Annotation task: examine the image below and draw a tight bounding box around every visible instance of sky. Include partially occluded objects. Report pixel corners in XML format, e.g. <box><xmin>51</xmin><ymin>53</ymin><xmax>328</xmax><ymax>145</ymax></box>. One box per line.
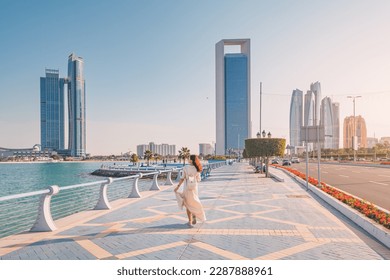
<box><xmin>0</xmin><ymin>0</ymin><xmax>389</xmax><ymax>156</ymax></box>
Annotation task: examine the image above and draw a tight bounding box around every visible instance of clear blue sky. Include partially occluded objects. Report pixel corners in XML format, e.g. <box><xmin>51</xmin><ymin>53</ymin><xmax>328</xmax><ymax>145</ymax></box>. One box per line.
<box><xmin>1</xmin><ymin>0</ymin><xmax>389</xmax><ymax>155</ymax></box>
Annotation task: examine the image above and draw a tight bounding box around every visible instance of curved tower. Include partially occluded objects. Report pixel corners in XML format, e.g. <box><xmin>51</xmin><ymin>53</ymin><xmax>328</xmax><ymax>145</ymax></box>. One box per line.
<box><xmin>67</xmin><ymin>53</ymin><xmax>86</xmax><ymax>157</ymax></box>
<box><xmin>289</xmin><ymin>89</ymin><xmax>303</xmax><ymax>147</ymax></box>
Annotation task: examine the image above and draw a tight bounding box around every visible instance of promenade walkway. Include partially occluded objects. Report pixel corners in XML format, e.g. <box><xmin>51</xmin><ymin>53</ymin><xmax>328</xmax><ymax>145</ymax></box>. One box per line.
<box><xmin>0</xmin><ymin>163</ymin><xmax>388</xmax><ymax>260</ymax></box>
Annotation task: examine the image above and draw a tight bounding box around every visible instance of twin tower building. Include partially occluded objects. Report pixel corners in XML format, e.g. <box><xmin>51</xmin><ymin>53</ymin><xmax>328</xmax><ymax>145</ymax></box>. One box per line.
<box><xmin>40</xmin><ymin>53</ymin><xmax>86</xmax><ymax>157</ymax></box>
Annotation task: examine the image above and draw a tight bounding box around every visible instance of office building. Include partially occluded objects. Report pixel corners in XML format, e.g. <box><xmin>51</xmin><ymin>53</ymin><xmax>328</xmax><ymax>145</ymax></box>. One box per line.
<box><xmin>199</xmin><ymin>143</ymin><xmax>214</xmax><ymax>156</ymax></box>
<box><xmin>40</xmin><ymin>69</ymin><xmax>65</xmax><ymax>150</ymax></box>
<box><xmin>367</xmin><ymin>137</ymin><xmax>378</xmax><ymax>149</ymax></box>
<box><xmin>216</xmin><ymin>39</ymin><xmax>251</xmax><ymax>155</ymax></box>
<box><xmin>67</xmin><ymin>53</ymin><xmax>86</xmax><ymax>157</ymax></box>
<box><xmin>332</xmin><ymin>102</ymin><xmax>340</xmax><ymax>149</ymax></box>
<box><xmin>289</xmin><ymin>89</ymin><xmax>303</xmax><ymax>147</ymax></box>
<box><xmin>137</xmin><ymin>142</ymin><xmax>176</xmax><ymax>158</ymax></box>
<box><xmin>320</xmin><ymin>97</ymin><xmax>334</xmax><ymax>149</ymax></box>
<box><xmin>310</xmin><ymin>81</ymin><xmax>322</xmax><ymax>125</ymax></box>
<box><xmin>343</xmin><ymin>115</ymin><xmax>367</xmax><ymax>149</ymax></box>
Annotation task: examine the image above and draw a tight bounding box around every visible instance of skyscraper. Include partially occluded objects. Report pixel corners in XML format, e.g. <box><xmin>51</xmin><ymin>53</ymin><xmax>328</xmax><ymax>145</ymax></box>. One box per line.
<box><xmin>67</xmin><ymin>53</ymin><xmax>86</xmax><ymax>157</ymax></box>
<box><xmin>343</xmin><ymin>116</ymin><xmax>367</xmax><ymax>149</ymax></box>
<box><xmin>216</xmin><ymin>39</ymin><xmax>251</xmax><ymax>155</ymax></box>
<box><xmin>310</xmin><ymin>81</ymin><xmax>322</xmax><ymax>126</ymax></box>
<box><xmin>332</xmin><ymin>102</ymin><xmax>340</xmax><ymax>149</ymax></box>
<box><xmin>320</xmin><ymin>97</ymin><xmax>334</xmax><ymax>149</ymax></box>
<box><xmin>289</xmin><ymin>89</ymin><xmax>303</xmax><ymax>147</ymax></box>
<box><xmin>40</xmin><ymin>69</ymin><xmax>65</xmax><ymax>150</ymax></box>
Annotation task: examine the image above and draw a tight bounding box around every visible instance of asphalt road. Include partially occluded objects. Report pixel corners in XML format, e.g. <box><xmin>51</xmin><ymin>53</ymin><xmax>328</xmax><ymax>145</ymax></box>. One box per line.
<box><xmin>287</xmin><ymin>162</ymin><xmax>390</xmax><ymax>212</ymax></box>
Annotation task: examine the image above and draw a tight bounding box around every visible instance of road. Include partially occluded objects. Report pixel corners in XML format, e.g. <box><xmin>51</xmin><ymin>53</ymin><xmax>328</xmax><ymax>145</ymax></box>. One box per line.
<box><xmin>287</xmin><ymin>162</ymin><xmax>390</xmax><ymax>212</ymax></box>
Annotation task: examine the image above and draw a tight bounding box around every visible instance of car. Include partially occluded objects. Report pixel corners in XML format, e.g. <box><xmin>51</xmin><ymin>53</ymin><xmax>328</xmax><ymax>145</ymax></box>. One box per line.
<box><xmin>282</xmin><ymin>159</ymin><xmax>291</xmax><ymax>166</ymax></box>
<box><xmin>291</xmin><ymin>157</ymin><xmax>300</xmax><ymax>163</ymax></box>
<box><xmin>271</xmin><ymin>159</ymin><xmax>279</xmax><ymax>164</ymax></box>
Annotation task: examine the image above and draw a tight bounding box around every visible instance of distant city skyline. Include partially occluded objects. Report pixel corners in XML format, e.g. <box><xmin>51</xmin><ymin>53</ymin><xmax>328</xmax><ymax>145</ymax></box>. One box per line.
<box><xmin>1</xmin><ymin>1</ymin><xmax>390</xmax><ymax>155</ymax></box>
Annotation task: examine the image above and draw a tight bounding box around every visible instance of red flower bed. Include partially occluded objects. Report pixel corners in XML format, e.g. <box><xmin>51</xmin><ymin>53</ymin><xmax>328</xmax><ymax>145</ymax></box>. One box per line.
<box><xmin>274</xmin><ymin>165</ymin><xmax>390</xmax><ymax>230</ymax></box>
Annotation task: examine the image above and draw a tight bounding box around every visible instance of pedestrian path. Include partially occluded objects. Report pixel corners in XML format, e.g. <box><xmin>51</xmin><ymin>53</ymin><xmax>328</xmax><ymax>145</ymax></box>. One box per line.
<box><xmin>0</xmin><ymin>163</ymin><xmax>386</xmax><ymax>260</ymax></box>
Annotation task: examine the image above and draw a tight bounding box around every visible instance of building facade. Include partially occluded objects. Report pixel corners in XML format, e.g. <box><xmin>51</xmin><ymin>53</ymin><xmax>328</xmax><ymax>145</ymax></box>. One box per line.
<box><xmin>40</xmin><ymin>69</ymin><xmax>65</xmax><ymax>151</ymax></box>
<box><xmin>199</xmin><ymin>143</ymin><xmax>214</xmax><ymax>156</ymax></box>
<box><xmin>137</xmin><ymin>142</ymin><xmax>176</xmax><ymax>158</ymax></box>
<box><xmin>320</xmin><ymin>97</ymin><xmax>334</xmax><ymax>149</ymax></box>
<box><xmin>310</xmin><ymin>81</ymin><xmax>322</xmax><ymax>126</ymax></box>
<box><xmin>332</xmin><ymin>102</ymin><xmax>340</xmax><ymax>149</ymax></box>
<box><xmin>67</xmin><ymin>53</ymin><xmax>86</xmax><ymax>157</ymax></box>
<box><xmin>367</xmin><ymin>137</ymin><xmax>378</xmax><ymax>149</ymax></box>
<box><xmin>216</xmin><ymin>39</ymin><xmax>251</xmax><ymax>155</ymax></box>
<box><xmin>343</xmin><ymin>115</ymin><xmax>367</xmax><ymax>149</ymax></box>
<box><xmin>289</xmin><ymin>89</ymin><xmax>303</xmax><ymax>147</ymax></box>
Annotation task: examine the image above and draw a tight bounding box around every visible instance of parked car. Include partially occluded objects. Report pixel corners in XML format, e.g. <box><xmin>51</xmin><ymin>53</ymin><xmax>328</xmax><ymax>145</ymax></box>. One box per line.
<box><xmin>254</xmin><ymin>165</ymin><xmax>267</xmax><ymax>173</ymax></box>
<box><xmin>282</xmin><ymin>159</ymin><xmax>291</xmax><ymax>166</ymax></box>
<box><xmin>271</xmin><ymin>159</ymin><xmax>279</xmax><ymax>164</ymax></box>
<box><xmin>291</xmin><ymin>157</ymin><xmax>300</xmax><ymax>163</ymax></box>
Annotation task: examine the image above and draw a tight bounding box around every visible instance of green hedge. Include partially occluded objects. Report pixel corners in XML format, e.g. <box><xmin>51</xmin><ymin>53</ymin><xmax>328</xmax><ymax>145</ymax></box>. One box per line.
<box><xmin>244</xmin><ymin>138</ymin><xmax>286</xmax><ymax>158</ymax></box>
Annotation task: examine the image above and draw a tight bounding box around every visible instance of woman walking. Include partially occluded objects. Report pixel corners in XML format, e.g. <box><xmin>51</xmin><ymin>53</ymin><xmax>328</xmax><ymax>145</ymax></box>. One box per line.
<box><xmin>174</xmin><ymin>154</ymin><xmax>206</xmax><ymax>227</ymax></box>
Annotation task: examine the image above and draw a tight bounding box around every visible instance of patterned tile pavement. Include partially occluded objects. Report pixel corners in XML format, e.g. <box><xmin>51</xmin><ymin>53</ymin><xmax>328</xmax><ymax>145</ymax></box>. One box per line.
<box><xmin>0</xmin><ymin>162</ymin><xmax>388</xmax><ymax>260</ymax></box>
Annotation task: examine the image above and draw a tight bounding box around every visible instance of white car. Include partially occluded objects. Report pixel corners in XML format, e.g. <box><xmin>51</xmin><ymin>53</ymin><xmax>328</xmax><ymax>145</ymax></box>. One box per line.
<box><xmin>291</xmin><ymin>157</ymin><xmax>300</xmax><ymax>163</ymax></box>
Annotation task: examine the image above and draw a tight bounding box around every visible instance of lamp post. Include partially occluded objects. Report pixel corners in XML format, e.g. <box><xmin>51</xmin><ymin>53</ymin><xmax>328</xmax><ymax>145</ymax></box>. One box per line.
<box><xmin>262</xmin><ymin>130</ymin><xmax>266</xmax><ymax>138</ymax></box>
<box><xmin>347</xmin><ymin>95</ymin><xmax>362</xmax><ymax>162</ymax></box>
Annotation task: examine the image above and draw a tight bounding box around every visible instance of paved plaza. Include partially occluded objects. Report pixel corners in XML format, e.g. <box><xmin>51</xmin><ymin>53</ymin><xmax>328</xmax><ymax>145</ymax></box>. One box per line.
<box><xmin>0</xmin><ymin>163</ymin><xmax>388</xmax><ymax>260</ymax></box>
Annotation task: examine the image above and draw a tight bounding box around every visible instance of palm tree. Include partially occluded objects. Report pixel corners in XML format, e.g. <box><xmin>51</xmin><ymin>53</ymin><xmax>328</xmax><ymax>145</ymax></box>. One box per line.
<box><xmin>130</xmin><ymin>153</ymin><xmax>139</xmax><ymax>165</ymax></box>
<box><xmin>143</xmin><ymin>150</ymin><xmax>153</xmax><ymax>166</ymax></box>
<box><xmin>178</xmin><ymin>147</ymin><xmax>190</xmax><ymax>165</ymax></box>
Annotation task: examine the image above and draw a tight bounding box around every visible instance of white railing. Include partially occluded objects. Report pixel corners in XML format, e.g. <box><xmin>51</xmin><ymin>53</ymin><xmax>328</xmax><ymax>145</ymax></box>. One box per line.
<box><xmin>0</xmin><ymin>161</ymin><xmax>226</xmax><ymax>238</ymax></box>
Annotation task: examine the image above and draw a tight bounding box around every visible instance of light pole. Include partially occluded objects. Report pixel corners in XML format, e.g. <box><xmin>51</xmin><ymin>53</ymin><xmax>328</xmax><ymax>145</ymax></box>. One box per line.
<box><xmin>260</xmin><ymin>82</ymin><xmax>262</xmax><ymax>137</ymax></box>
<box><xmin>347</xmin><ymin>95</ymin><xmax>362</xmax><ymax>162</ymax></box>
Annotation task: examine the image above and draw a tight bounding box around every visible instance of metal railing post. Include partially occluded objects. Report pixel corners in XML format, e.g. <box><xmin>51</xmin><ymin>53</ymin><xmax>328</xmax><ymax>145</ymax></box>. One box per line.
<box><xmin>30</xmin><ymin>185</ymin><xmax>60</xmax><ymax>232</ymax></box>
<box><xmin>129</xmin><ymin>173</ymin><xmax>143</xmax><ymax>198</ymax></box>
<box><xmin>164</xmin><ymin>170</ymin><xmax>174</xmax><ymax>186</ymax></box>
<box><xmin>94</xmin><ymin>177</ymin><xmax>113</xmax><ymax>210</ymax></box>
<box><xmin>176</xmin><ymin>170</ymin><xmax>182</xmax><ymax>182</ymax></box>
<box><xmin>150</xmin><ymin>171</ymin><xmax>161</xmax><ymax>191</ymax></box>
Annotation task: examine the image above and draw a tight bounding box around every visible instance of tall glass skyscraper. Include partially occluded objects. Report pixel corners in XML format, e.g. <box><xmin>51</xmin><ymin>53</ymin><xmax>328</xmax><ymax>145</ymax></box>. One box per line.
<box><xmin>332</xmin><ymin>102</ymin><xmax>340</xmax><ymax>149</ymax></box>
<box><xmin>320</xmin><ymin>97</ymin><xmax>334</xmax><ymax>149</ymax></box>
<box><xmin>289</xmin><ymin>89</ymin><xmax>303</xmax><ymax>147</ymax></box>
<box><xmin>67</xmin><ymin>53</ymin><xmax>86</xmax><ymax>157</ymax></box>
<box><xmin>40</xmin><ymin>69</ymin><xmax>65</xmax><ymax>150</ymax></box>
<box><xmin>216</xmin><ymin>39</ymin><xmax>251</xmax><ymax>155</ymax></box>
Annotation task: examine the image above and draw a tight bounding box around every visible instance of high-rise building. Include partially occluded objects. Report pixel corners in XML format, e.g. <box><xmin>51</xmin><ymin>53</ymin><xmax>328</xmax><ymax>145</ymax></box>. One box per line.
<box><xmin>289</xmin><ymin>89</ymin><xmax>303</xmax><ymax>147</ymax></box>
<box><xmin>310</xmin><ymin>81</ymin><xmax>322</xmax><ymax>126</ymax></box>
<box><xmin>343</xmin><ymin>115</ymin><xmax>367</xmax><ymax>149</ymax></box>
<box><xmin>40</xmin><ymin>69</ymin><xmax>65</xmax><ymax>150</ymax></box>
<box><xmin>199</xmin><ymin>143</ymin><xmax>214</xmax><ymax>156</ymax></box>
<box><xmin>67</xmin><ymin>53</ymin><xmax>86</xmax><ymax>157</ymax></box>
<box><xmin>137</xmin><ymin>142</ymin><xmax>176</xmax><ymax>157</ymax></box>
<box><xmin>320</xmin><ymin>97</ymin><xmax>334</xmax><ymax>149</ymax></box>
<box><xmin>367</xmin><ymin>137</ymin><xmax>378</xmax><ymax>149</ymax></box>
<box><xmin>216</xmin><ymin>39</ymin><xmax>251</xmax><ymax>155</ymax></box>
<box><xmin>332</xmin><ymin>102</ymin><xmax>340</xmax><ymax>149</ymax></box>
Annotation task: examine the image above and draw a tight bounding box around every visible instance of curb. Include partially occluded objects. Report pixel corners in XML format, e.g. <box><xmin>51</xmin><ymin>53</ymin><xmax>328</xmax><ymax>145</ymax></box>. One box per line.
<box><xmin>275</xmin><ymin>167</ymin><xmax>390</xmax><ymax>249</ymax></box>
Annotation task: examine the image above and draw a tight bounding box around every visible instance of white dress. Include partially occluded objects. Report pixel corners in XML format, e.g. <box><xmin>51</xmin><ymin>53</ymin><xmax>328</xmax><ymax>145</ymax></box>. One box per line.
<box><xmin>175</xmin><ymin>165</ymin><xmax>206</xmax><ymax>222</ymax></box>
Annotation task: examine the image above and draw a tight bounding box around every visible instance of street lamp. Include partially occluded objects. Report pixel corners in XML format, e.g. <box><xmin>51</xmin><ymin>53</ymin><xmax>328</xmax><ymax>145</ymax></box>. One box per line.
<box><xmin>257</xmin><ymin>132</ymin><xmax>261</xmax><ymax>138</ymax></box>
<box><xmin>267</xmin><ymin>132</ymin><xmax>272</xmax><ymax>138</ymax></box>
<box><xmin>347</xmin><ymin>95</ymin><xmax>362</xmax><ymax>162</ymax></box>
<box><xmin>262</xmin><ymin>130</ymin><xmax>266</xmax><ymax>138</ymax></box>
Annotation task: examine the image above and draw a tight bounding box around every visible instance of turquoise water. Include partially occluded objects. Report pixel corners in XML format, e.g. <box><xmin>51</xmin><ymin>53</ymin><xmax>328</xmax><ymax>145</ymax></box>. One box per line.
<box><xmin>0</xmin><ymin>162</ymin><xmax>106</xmax><ymax>197</ymax></box>
<box><xmin>0</xmin><ymin>161</ymin><xmax>161</xmax><ymax>238</ymax></box>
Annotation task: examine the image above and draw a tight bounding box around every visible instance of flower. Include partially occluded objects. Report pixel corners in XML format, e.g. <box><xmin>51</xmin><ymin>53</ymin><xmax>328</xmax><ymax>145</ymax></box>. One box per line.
<box><xmin>278</xmin><ymin>165</ymin><xmax>390</xmax><ymax>230</ymax></box>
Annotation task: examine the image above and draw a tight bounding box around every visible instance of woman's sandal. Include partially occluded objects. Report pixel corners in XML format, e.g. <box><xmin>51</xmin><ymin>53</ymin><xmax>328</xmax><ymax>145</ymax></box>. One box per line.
<box><xmin>192</xmin><ymin>215</ymin><xmax>197</xmax><ymax>225</ymax></box>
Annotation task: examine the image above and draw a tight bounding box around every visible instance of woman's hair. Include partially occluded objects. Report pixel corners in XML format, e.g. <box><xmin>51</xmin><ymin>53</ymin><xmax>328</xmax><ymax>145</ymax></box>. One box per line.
<box><xmin>190</xmin><ymin>154</ymin><xmax>203</xmax><ymax>172</ymax></box>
